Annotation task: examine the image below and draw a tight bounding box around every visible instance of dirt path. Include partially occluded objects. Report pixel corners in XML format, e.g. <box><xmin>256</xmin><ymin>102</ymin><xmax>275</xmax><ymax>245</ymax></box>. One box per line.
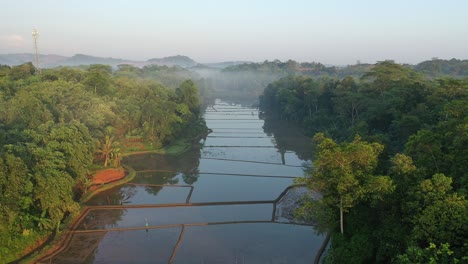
<box><xmin>92</xmin><ymin>168</ymin><xmax>125</xmax><ymax>185</ymax></box>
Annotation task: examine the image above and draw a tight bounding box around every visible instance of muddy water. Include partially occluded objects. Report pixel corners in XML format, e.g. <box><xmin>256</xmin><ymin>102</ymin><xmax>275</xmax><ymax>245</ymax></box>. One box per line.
<box><xmin>42</xmin><ymin>99</ymin><xmax>324</xmax><ymax>263</ymax></box>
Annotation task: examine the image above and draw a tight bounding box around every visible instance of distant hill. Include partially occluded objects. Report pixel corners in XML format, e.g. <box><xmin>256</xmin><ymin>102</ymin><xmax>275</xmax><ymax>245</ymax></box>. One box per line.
<box><xmin>50</xmin><ymin>54</ymin><xmax>127</xmax><ymax>68</ymax></box>
<box><xmin>0</xmin><ymin>53</ymin><xmax>257</xmax><ymax>70</ymax></box>
<box><xmin>146</xmin><ymin>55</ymin><xmax>197</xmax><ymax>68</ymax></box>
<box><xmin>0</xmin><ymin>53</ymin><xmax>68</xmax><ymax>66</ymax></box>
<box><xmin>2</xmin><ymin>54</ymin><xmax>467</xmax><ymax>78</ymax></box>
<box><xmin>0</xmin><ymin>53</ymin><xmax>200</xmax><ymax>69</ymax></box>
<box><xmin>0</xmin><ymin>53</ymin><xmax>130</xmax><ymax>68</ymax></box>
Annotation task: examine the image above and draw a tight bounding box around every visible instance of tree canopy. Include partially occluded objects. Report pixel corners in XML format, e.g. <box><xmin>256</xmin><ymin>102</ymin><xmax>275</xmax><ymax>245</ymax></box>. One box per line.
<box><xmin>0</xmin><ymin>62</ymin><xmax>205</xmax><ymax>262</ymax></box>
<box><xmin>261</xmin><ymin>61</ymin><xmax>468</xmax><ymax>263</ymax></box>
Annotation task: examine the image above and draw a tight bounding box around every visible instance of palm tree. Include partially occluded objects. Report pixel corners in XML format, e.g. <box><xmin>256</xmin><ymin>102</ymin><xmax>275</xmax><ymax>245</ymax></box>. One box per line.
<box><xmin>96</xmin><ymin>135</ymin><xmax>117</xmax><ymax>167</ymax></box>
<box><xmin>111</xmin><ymin>147</ymin><xmax>121</xmax><ymax>168</ymax></box>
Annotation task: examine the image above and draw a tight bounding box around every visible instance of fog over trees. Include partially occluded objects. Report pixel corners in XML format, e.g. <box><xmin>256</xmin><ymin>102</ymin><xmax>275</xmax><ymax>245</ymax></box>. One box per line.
<box><xmin>0</xmin><ymin>57</ymin><xmax>467</xmax><ymax>263</ymax></box>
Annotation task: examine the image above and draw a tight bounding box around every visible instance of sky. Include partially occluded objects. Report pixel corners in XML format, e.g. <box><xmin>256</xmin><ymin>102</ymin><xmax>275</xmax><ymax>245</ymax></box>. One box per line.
<box><xmin>1</xmin><ymin>0</ymin><xmax>467</xmax><ymax>65</ymax></box>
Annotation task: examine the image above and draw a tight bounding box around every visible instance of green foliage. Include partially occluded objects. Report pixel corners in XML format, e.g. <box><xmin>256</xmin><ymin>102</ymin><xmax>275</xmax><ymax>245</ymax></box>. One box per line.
<box><xmin>83</xmin><ymin>64</ymin><xmax>114</xmax><ymax>95</ymax></box>
<box><xmin>177</xmin><ymin>79</ymin><xmax>201</xmax><ymax>114</ymax></box>
<box><xmin>0</xmin><ymin>228</ymin><xmax>48</xmax><ymax>263</ymax></box>
<box><xmin>262</xmin><ymin>62</ymin><xmax>468</xmax><ymax>262</ymax></box>
<box><xmin>96</xmin><ymin>133</ymin><xmax>119</xmax><ymax>167</ymax></box>
<box><xmin>305</xmin><ymin>133</ymin><xmax>393</xmax><ymax>234</ymax></box>
<box><xmin>0</xmin><ymin>63</ymin><xmax>206</xmax><ymax>262</ymax></box>
<box><xmin>413</xmin><ymin>58</ymin><xmax>468</xmax><ymax>78</ymax></box>
<box><xmin>114</xmin><ymin>64</ymin><xmax>143</xmax><ymax>79</ymax></box>
<box><xmin>396</xmin><ymin>243</ymin><xmax>463</xmax><ymax>264</ymax></box>
<box><xmin>9</xmin><ymin>62</ymin><xmax>36</xmax><ymax>81</ymax></box>
<box><xmin>139</xmin><ymin>64</ymin><xmax>201</xmax><ymax>89</ymax></box>
<box><xmin>324</xmin><ymin>232</ymin><xmax>375</xmax><ymax>264</ymax></box>
<box><xmin>199</xmin><ymin>58</ymin><xmax>468</xmax><ymax>102</ymax></box>
<box><xmin>405</xmin><ymin>112</ymin><xmax>468</xmax><ymax>192</ymax></box>
<box><xmin>0</xmin><ymin>153</ymin><xmax>33</xmax><ymax>226</ymax></box>
<box><xmin>408</xmin><ymin>174</ymin><xmax>468</xmax><ymax>256</ymax></box>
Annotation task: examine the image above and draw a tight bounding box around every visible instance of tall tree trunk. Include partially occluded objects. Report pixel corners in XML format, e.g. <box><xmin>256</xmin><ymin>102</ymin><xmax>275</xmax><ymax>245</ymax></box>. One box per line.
<box><xmin>340</xmin><ymin>197</ymin><xmax>344</xmax><ymax>234</ymax></box>
<box><xmin>104</xmin><ymin>153</ymin><xmax>109</xmax><ymax>167</ymax></box>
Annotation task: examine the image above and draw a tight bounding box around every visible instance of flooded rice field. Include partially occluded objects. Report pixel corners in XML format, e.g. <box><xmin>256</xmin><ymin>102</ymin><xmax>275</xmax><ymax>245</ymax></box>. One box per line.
<box><xmin>38</xmin><ymin>99</ymin><xmax>325</xmax><ymax>263</ymax></box>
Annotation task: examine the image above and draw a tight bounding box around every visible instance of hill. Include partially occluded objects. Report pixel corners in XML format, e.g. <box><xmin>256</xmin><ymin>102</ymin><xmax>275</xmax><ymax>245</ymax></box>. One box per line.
<box><xmin>147</xmin><ymin>55</ymin><xmax>197</xmax><ymax>68</ymax></box>
<box><xmin>0</xmin><ymin>53</ymin><xmax>200</xmax><ymax>69</ymax></box>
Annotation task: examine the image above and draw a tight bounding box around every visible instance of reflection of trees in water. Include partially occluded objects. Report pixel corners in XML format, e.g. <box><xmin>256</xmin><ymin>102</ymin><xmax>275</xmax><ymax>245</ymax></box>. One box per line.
<box><xmin>119</xmin><ymin>185</ymin><xmax>137</xmax><ymax>204</ymax></box>
<box><xmin>262</xmin><ymin>118</ymin><xmax>313</xmax><ymax>161</ymax></box>
<box><xmin>182</xmin><ymin>152</ymin><xmax>201</xmax><ymax>184</ymax></box>
<box><xmin>86</xmin><ymin>185</ymin><xmax>137</xmax><ymax>206</ymax></box>
<box><xmin>48</xmin><ymin>232</ymin><xmax>107</xmax><ymax>264</ymax></box>
<box><xmin>122</xmin><ymin>149</ymin><xmax>202</xmax><ymax>173</ymax></box>
<box><xmin>182</xmin><ymin>170</ymin><xmax>200</xmax><ymax>185</ymax></box>
<box><xmin>108</xmin><ymin>148</ymin><xmax>202</xmax><ymax>198</ymax></box>
<box><xmin>78</xmin><ymin>209</ymin><xmax>126</xmax><ymax>230</ymax></box>
<box><xmin>144</xmin><ymin>185</ymin><xmax>164</xmax><ymax>196</ymax></box>
<box><xmin>120</xmin><ymin>147</ymin><xmax>202</xmax><ymax>190</ymax></box>
<box><xmin>133</xmin><ymin>172</ymin><xmax>177</xmax><ymax>185</ymax></box>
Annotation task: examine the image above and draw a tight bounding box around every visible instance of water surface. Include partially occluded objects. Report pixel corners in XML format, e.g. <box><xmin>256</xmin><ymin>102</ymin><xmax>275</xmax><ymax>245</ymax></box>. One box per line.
<box><xmin>42</xmin><ymin>99</ymin><xmax>322</xmax><ymax>263</ymax></box>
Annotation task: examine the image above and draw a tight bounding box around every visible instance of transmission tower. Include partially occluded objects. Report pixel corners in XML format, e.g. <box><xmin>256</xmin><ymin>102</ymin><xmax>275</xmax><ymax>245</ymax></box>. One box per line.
<box><xmin>32</xmin><ymin>28</ymin><xmax>41</xmax><ymax>74</ymax></box>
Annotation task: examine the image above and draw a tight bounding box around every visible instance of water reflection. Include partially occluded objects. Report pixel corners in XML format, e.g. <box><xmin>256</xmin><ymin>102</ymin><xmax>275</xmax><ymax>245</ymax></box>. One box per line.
<box><xmin>50</xmin><ymin>228</ymin><xmax>182</xmax><ymax>264</ymax></box>
<box><xmin>182</xmin><ymin>170</ymin><xmax>199</xmax><ymax>185</ymax></box>
<box><xmin>173</xmin><ymin>223</ymin><xmax>324</xmax><ymax>264</ymax></box>
<box><xmin>189</xmin><ymin>174</ymin><xmax>294</xmax><ymax>203</ymax></box>
<box><xmin>86</xmin><ymin>184</ymin><xmax>192</xmax><ymax>206</ymax></box>
<box><xmin>40</xmin><ymin>99</ymin><xmax>322</xmax><ymax>263</ymax></box>
<box><xmin>262</xmin><ymin>118</ymin><xmax>314</xmax><ymax>162</ymax></box>
<box><xmin>122</xmin><ymin>149</ymin><xmax>201</xmax><ymax>173</ymax></box>
<box><xmin>76</xmin><ymin>204</ymin><xmax>274</xmax><ymax>231</ymax></box>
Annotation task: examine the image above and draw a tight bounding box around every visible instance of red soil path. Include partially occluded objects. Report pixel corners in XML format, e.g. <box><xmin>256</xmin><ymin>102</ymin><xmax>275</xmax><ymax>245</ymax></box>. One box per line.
<box><xmin>92</xmin><ymin>168</ymin><xmax>125</xmax><ymax>185</ymax></box>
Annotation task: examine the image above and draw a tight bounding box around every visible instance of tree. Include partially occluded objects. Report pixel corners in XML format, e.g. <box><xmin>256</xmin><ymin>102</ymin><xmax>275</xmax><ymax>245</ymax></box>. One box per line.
<box><xmin>409</xmin><ymin>174</ymin><xmax>467</xmax><ymax>256</ymax></box>
<box><xmin>110</xmin><ymin>147</ymin><xmax>122</xmax><ymax>168</ymax></box>
<box><xmin>13</xmin><ymin>139</ymin><xmax>80</xmax><ymax>232</ymax></box>
<box><xmin>396</xmin><ymin>243</ymin><xmax>463</xmax><ymax>264</ymax></box>
<box><xmin>176</xmin><ymin>80</ymin><xmax>200</xmax><ymax>115</ymax></box>
<box><xmin>361</xmin><ymin>61</ymin><xmax>423</xmax><ymax>95</ymax></box>
<box><xmin>0</xmin><ymin>59</ymin><xmax>209</xmax><ymax>262</ymax></box>
<box><xmin>96</xmin><ymin>134</ymin><xmax>118</xmax><ymax>167</ymax></box>
<box><xmin>114</xmin><ymin>64</ymin><xmax>142</xmax><ymax>79</ymax></box>
<box><xmin>4</xmin><ymin>89</ymin><xmax>54</xmax><ymax>129</ymax></box>
<box><xmin>9</xmin><ymin>62</ymin><xmax>36</xmax><ymax>81</ymax></box>
<box><xmin>304</xmin><ymin>133</ymin><xmax>394</xmax><ymax>234</ymax></box>
<box><xmin>0</xmin><ymin>153</ymin><xmax>33</xmax><ymax>226</ymax></box>
<box><xmin>333</xmin><ymin>76</ymin><xmax>361</xmax><ymax>128</ymax></box>
<box><xmin>83</xmin><ymin>64</ymin><xmax>114</xmax><ymax>96</ymax></box>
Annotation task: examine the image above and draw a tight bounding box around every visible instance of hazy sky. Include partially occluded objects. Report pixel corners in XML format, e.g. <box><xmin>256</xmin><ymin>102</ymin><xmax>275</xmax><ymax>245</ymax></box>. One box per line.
<box><xmin>1</xmin><ymin>0</ymin><xmax>467</xmax><ymax>64</ymax></box>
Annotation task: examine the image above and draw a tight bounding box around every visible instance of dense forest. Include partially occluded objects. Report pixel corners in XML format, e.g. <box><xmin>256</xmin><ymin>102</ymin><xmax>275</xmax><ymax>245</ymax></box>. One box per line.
<box><xmin>0</xmin><ymin>63</ymin><xmax>206</xmax><ymax>262</ymax></box>
<box><xmin>199</xmin><ymin>58</ymin><xmax>468</xmax><ymax>102</ymax></box>
<box><xmin>259</xmin><ymin>61</ymin><xmax>467</xmax><ymax>263</ymax></box>
<box><xmin>0</xmin><ymin>58</ymin><xmax>466</xmax><ymax>263</ymax></box>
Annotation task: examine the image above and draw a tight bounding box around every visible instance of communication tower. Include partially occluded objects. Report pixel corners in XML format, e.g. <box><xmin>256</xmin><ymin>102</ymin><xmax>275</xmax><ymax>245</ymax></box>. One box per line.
<box><xmin>32</xmin><ymin>28</ymin><xmax>41</xmax><ymax>74</ymax></box>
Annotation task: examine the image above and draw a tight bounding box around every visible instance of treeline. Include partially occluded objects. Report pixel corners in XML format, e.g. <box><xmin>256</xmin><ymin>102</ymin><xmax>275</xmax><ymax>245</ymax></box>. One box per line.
<box><xmin>0</xmin><ymin>62</ymin><xmax>205</xmax><ymax>262</ymax></box>
<box><xmin>115</xmin><ymin>64</ymin><xmax>215</xmax><ymax>107</ymax></box>
<box><xmin>201</xmin><ymin>58</ymin><xmax>468</xmax><ymax>102</ymax></box>
<box><xmin>203</xmin><ymin>60</ymin><xmax>334</xmax><ymax>100</ymax></box>
<box><xmin>414</xmin><ymin>58</ymin><xmax>468</xmax><ymax>78</ymax></box>
<box><xmin>259</xmin><ymin>61</ymin><xmax>467</xmax><ymax>263</ymax></box>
